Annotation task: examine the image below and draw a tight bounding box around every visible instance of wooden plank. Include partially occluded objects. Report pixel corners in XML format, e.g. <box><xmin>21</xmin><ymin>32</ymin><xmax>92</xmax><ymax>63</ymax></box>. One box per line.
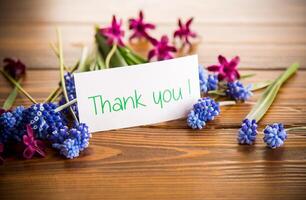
<box><xmin>0</xmin><ymin>24</ymin><xmax>305</xmax><ymax>69</ymax></box>
<box><xmin>0</xmin><ymin>0</ymin><xmax>305</xmax><ymax>24</ymax></box>
<box><xmin>1</xmin><ymin>127</ymin><xmax>306</xmax><ymax>200</ymax></box>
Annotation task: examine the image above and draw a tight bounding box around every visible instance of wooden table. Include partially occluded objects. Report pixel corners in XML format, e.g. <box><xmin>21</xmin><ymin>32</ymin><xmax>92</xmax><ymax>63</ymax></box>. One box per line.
<box><xmin>0</xmin><ymin>0</ymin><xmax>306</xmax><ymax>199</ymax></box>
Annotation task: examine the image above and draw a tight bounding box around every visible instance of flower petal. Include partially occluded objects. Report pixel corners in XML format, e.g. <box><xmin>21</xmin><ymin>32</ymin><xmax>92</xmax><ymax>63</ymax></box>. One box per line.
<box><xmin>207</xmin><ymin>65</ymin><xmax>221</xmax><ymax>72</ymax></box>
<box><xmin>218</xmin><ymin>55</ymin><xmax>228</xmax><ymax>66</ymax></box>
<box><xmin>23</xmin><ymin>147</ymin><xmax>35</xmax><ymax>159</ymax></box>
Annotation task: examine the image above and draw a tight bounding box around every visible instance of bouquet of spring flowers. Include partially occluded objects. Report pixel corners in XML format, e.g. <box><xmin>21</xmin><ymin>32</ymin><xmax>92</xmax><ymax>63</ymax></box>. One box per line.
<box><xmin>0</xmin><ymin>11</ymin><xmax>198</xmax><ymax>163</ymax></box>
<box><xmin>0</xmin><ymin>10</ymin><xmax>304</xmax><ymax>165</ymax></box>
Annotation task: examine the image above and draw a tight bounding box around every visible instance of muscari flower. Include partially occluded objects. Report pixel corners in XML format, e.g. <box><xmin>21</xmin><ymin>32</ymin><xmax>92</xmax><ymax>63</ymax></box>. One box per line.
<box><xmin>226</xmin><ymin>81</ymin><xmax>252</xmax><ymax>102</ymax></box>
<box><xmin>22</xmin><ymin>103</ymin><xmax>66</xmax><ymax>140</ymax></box>
<box><xmin>173</xmin><ymin>18</ymin><xmax>197</xmax><ymax>46</ymax></box>
<box><xmin>263</xmin><ymin>123</ymin><xmax>287</xmax><ymax>148</ymax></box>
<box><xmin>198</xmin><ymin>65</ymin><xmax>218</xmax><ymax>93</ymax></box>
<box><xmin>0</xmin><ymin>111</ymin><xmax>16</xmax><ymax>143</ymax></box>
<box><xmin>148</xmin><ymin>35</ymin><xmax>177</xmax><ymax>61</ymax></box>
<box><xmin>187</xmin><ymin>110</ymin><xmax>205</xmax><ymax>129</ymax></box>
<box><xmin>52</xmin><ymin>123</ymin><xmax>91</xmax><ymax>159</ymax></box>
<box><xmin>59</xmin><ymin>72</ymin><xmax>78</xmax><ymax>117</ymax></box>
<box><xmin>3</xmin><ymin>57</ymin><xmax>26</xmax><ymax>80</ymax></box>
<box><xmin>129</xmin><ymin>10</ymin><xmax>155</xmax><ymax>41</ymax></box>
<box><xmin>208</xmin><ymin>55</ymin><xmax>240</xmax><ymax>82</ymax></box>
<box><xmin>23</xmin><ymin>124</ymin><xmax>46</xmax><ymax>159</ymax></box>
<box><xmin>237</xmin><ymin>119</ymin><xmax>258</xmax><ymax>145</ymax></box>
<box><xmin>187</xmin><ymin>97</ymin><xmax>220</xmax><ymax>129</ymax></box>
<box><xmin>100</xmin><ymin>15</ymin><xmax>125</xmax><ymax>46</ymax></box>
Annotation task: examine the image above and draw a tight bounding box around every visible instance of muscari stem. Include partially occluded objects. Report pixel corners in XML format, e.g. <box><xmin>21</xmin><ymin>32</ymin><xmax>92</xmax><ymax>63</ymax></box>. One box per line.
<box><xmin>219</xmin><ymin>101</ymin><xmax>236</xmax><ymax>106</ymax></box>
<box><xmin>240</xmin><ymin>73</ymin><xmax>256</xmax><ymax>79</ymax></box>
<box><xmin>56</xmin><ymin>27</ymin><xmax>79</xmax><ymax>123</ymax></box>
<box><xmin>105</xmin><ymin>44</ymin><xmax>117</xmax><ymax>68</ymax></box>
<box><xmin>285</xmin><ymin>126</ymin><xmax>306</xmax><ymax>132</ymax></box>
<box><xmin>54</xmin><ymin>98</ymin><xmax>77</xmax><ymax>113</ymax></box>
<box><xmin>0</xmin><ymin>69</ymin><xmax>37</xmax><ymax>104</ymax></box>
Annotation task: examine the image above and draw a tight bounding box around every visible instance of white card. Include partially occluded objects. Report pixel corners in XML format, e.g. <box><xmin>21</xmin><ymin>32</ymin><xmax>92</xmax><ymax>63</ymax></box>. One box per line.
<box><xmin>74</xmin><ymin>55</ymin><xmax>200</xmax><ymax>132</ymax></box>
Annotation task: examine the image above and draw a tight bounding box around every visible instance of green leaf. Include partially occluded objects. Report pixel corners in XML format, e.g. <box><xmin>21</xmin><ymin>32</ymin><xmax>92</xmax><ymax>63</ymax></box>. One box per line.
<box><xmin>240</xmin><ymin>73</ymin><xmax>256</xmax><ymax>79</ymax></box>
<box><xmin>2</xmin><ymin>80</ymin><xmax>21</xmax><ymax>110</ymax></box>
<box><xmin>246</xmin><ymin>63</ymin><xmax>299</xmax><ymax>122</ymax></box>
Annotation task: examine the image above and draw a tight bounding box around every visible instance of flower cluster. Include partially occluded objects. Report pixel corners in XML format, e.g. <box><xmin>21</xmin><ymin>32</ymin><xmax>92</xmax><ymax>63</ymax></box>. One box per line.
<box><xmin>187</xmin><ymin>97</ymin><xmax>220</xmax><ymax>129</ymax></box>
<box><xmin>226</xmin><ymin>81</ymin><xmax>252</xmax><ymax>102</ymax></box>
<box><xmin>237</xmin><ymin>119</ymin><xmax>258</xmax><ymax>145</ymax></box>
<box><xmin>52</xmin><ymin>123</ymin><xmax>91</xmax><ymax>159</ymax></box>
<box><xmin>99</xmin><ymin>11</ymin><xmax>198</xmax><ymax>62</ymax></box>
<box><xmin>0</xmin><ymin>102</ymin><xmax>91</xmax><ymax>160</ymax></box>
<box><xmin>148</xmin><ymin>36</ymin><xmax>177</xmax><ymax>61</ymax></box>
<box><xmin>100</xmin><ymin>15</ymin><xmax>125</xmax><ymax>47</ymax></box>
<box><xmin>263</xmin><ymin>123</ymin><xmax>287</xmax><ymax>148</ymax></box>
<box><xmin>59</xmin><ymin>72</ymin><xmax>78</xmax><ymax>117</ymax></box>
<box><xmin>129</xmin><ymin>10</ymin><xmax>155</xmax><ymax>42</ymax></box>
<box><xmin>3</xmin><ymin>57</ymin><xmax>26</xmax><ymax>79</ymax></box>
<box><xmin>174</xmin><ymin>18</ymin><xmax>197</xmax><ymax>46</ymax></box>
<box><xmin>198</xmin><ymin>65</ymin><xmax>218</xmax><ymax>93</ymax></box>
<box><xmin>208</xmin><ymin>55</ymin><xmax>240</xmax><ymax>82</ymax></box>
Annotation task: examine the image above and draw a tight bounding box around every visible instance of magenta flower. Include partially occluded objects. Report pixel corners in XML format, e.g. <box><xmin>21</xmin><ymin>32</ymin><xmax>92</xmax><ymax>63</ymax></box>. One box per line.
<box><xmin>207</xmin><ymin>55</ymin><xmax>240</xmax><ymax>82</ymax></box>
<box><xmin>173</xmin><ymin>18</ymin><xmax>197</xmax><ymax>46</ymax></box>
<box><xmin>3</xmin><ymin>58</ymin><xmax>26</xmax><ymax>80</ymax></box>
<box><xmin>0</xmin><ymin>108</ymin><xmax>7</xmax><ymax>115</ymax></box>
<box><xmin>23</xmin><ymin>124</ymin><xmax>46</xmax><ymax>159</ymax></box>
<box><xmin>0</xmin><ymin>143</ymin><xmax>4</xmax><ymax>164</ymax></box>
<box><xmin>100</xmin><ymin>15</ymin><xmax>125</xmax><ymax>46</ymax></box>
<box><xmin>148</xmin><ymin>35</ymin><xmax>177</xmax><ymax>61</ymax></box>
<box><xmin>129</xmin><ymin>10</ymin><xmax>156</xmax><ymax>41</ymax></box>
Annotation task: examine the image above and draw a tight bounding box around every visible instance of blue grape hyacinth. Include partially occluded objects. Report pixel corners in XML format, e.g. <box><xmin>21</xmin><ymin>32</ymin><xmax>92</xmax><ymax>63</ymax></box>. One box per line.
<box><xmin>59</xmin><ymin>72</ymin><xmax>78</xmax><ymax>117</ymax></box>
<box><xmin>199</xmin><ymin>65</ymin><xmax>218</xmax><ymax>93</ymax></box>
<box><xmin>187</xmin><ymin>110</ymin><xmax>206</xmax><ymax>129</ymax></box>
<box><xmin>21</xmin><ymin>103</ymin><xmax>66</xmax><ymax>140</ymax></box>
<box><xmin>187</xmin><ymin>97</ymin><xmax>220</xmax><ymax>129</ymax></box>
<box><xmin>226</xmin><ymin>81</ymin><xmax>252</xmax><ymax>102</ymax></box>
<box><xmin>52</xmin><ymin>123</ymin><xmax>91</xmax><ymax>159</ymax></box>
<box><xmin>237</xmin><ymin>119</ymin><xmax>258</xmax><ymax>145</ymax></box>
<box><xmin>263</xmin><ymin>123</ymin><xmax>287</xmax><ymax>148</ymax></box>
<box><xmin>0</xmin><ymin>112</ymin><xmax>16</xmax><ymax>143</ymax></box>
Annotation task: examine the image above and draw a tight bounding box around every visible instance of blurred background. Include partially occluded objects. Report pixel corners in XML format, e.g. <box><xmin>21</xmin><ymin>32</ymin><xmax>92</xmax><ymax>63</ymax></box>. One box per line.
<box><xmin>0</xmin><ymin>0</ymin><xmax>305</xmax><ymax>69</ymax></box>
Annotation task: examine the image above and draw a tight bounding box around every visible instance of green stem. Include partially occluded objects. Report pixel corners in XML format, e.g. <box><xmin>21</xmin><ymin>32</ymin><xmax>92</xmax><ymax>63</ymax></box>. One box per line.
<box><xmin>285</xmin><ymin>126</ymin><xmax>306</xmax><ymax>132</ymax></box>
<box><xmin>105</xmin><ymin>44</ymin><xmax>117</xmax><ymax>68</ymax></box>
<box><xmin>240</xmin><ymin>73</ymin><xmax>256</xmax><ymax>79</ymax></box>
<box><xmin>56</xmin><ymin>27</ymin><xmax>79</xmax><ymax>123</ymax></box>
<box><xmin>208</xmin><ymin>90</ymin><xmax>226</xmax><ymax>96</ymax></box>
<box><xmin>251</xmin><ymin>80</ymin><xmax>272</xmax><ymax>91</ymax></box>
<box><xmin>54</xmin><ymin>99</ymin><xmax>77</xmax><ymax>113</ymax></box>
<box><xmin>219</xmin><ymin>101</ymin><xmax>236</xmax><ymax>106</ymax></box>
<box><xmin>0</xmin><ymin>69</ymin><xmax>37</xmax><ymax>104</ymax></box>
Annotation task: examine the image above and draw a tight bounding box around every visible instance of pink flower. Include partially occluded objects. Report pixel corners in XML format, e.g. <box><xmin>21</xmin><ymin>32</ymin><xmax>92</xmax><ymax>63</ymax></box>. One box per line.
<box><xmin>0</xmin><ymin>108</ymin><xmax>7</xmax><ymax>115</ymax></box>
<box><xmin>100</xmin><ymin>15</ymin><xmax>125</xmax><ymax>46</ymax></box>
<box><xmin>173</xmin><ymin>18</ymin><xmax>197</xmax><ymax>46</ymax></box>
<box><xmin>208</xmin><ymin>55</ymin><xmax>240</xmax><ymax>82</ymax></box>
<box><xmin>129</xmin><ymin>10</ymin><xmax>156</xmax><ymax>41</ymax></box>
<box><xmin>0</xmin><ymin>143</ymin><xmax>4</xmax><ymax>164</ymax></box>
<box><xmin>148</xmin><ymin>35</ymin><xmax>177</xmax><ymax>61</ymax></box>
<box><xmin>3</xmin><ymin>57</ymin><xmax>26</xmax><ymax>80</ymax></box>
<box><xmin>23</xmin><ymin>124</ymin><xmax>46</xmax><ymax>159</ymax></box>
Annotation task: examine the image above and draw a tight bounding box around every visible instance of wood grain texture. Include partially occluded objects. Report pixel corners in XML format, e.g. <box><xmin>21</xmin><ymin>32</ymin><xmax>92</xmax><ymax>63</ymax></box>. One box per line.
<box><xmin>0</xmin><ymin>0</ymin><xmax>306</xmax><ymax>200</ymax></box>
